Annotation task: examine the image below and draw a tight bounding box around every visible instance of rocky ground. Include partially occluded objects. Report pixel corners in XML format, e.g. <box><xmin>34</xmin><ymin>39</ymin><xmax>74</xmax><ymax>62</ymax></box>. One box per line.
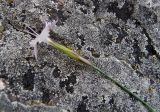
<box><xmin>0</xmin><ymin>0</ymin><xmax>160</xmax><ymax>112</ymax></box>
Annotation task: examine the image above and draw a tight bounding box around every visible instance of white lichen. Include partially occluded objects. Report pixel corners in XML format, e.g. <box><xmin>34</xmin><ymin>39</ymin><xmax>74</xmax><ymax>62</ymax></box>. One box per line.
<box><xmin>0</xmin><ymin>79</ymin><xmax>5</xmax><ymax>90</ymax></box>
<box><xmin>145</xmin><ymin>0</ymin><xmax>160</xmax><ymax>8</ymax></box>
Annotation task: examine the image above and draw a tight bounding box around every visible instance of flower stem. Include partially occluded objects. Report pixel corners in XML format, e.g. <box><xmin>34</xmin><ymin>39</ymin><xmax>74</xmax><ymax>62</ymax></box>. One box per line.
<box><xmin>47</xmin><ymin>38</ymin><xmax>156</xmax><ymax>112</ymax></box>
<box><xmin>91</xmin><ymin>65</ymin><xmax>156</xmax><ymax>112</ymax></box>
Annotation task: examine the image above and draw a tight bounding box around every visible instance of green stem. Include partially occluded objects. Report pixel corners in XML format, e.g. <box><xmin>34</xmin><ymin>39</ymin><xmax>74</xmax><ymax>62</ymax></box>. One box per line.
<box><xmin>47</xmin><ymin>38</ymin><xmax>156</xmax><ymax>112</ymax></box>
<box><xmin>91</xmin><ymin>65</ymin><xmax>156</xmax><ymax>112</ymax></box>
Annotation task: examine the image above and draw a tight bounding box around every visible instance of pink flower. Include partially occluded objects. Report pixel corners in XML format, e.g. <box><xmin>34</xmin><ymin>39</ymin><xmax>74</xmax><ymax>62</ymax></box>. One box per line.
<box><xmin>29</xmin><ymin>21</ymin><xmax>57</xmax><ymax>60</ymax></box>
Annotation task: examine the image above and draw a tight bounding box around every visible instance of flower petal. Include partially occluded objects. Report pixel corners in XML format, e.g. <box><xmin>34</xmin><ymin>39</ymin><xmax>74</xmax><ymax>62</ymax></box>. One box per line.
<box><xmin>29</xmin><ymin>20</ymin><xmax>57</xmax><ymax>60</ymax></box>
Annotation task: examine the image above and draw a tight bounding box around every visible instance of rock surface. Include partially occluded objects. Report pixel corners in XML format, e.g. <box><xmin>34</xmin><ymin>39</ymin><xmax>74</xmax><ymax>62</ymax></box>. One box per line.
<box><xmin>0</xmin><ymin>0</ymin><xmax>160</xmax><ymax>112</ymax></box>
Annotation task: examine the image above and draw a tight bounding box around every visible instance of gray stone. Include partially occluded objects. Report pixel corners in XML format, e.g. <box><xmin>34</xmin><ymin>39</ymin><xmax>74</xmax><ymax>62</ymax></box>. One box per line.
<box><xmin>0</xmin><ymin>0</ymin><xmax>160</xmax><ymax>112</ymax></box>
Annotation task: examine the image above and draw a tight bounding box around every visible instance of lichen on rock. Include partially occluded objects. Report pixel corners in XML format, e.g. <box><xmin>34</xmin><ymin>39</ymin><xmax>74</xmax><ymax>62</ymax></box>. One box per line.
<box><xmin>0</xmin><ymin>0</ymin><xmax>160</xmax><ymax>112</ymax></box>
